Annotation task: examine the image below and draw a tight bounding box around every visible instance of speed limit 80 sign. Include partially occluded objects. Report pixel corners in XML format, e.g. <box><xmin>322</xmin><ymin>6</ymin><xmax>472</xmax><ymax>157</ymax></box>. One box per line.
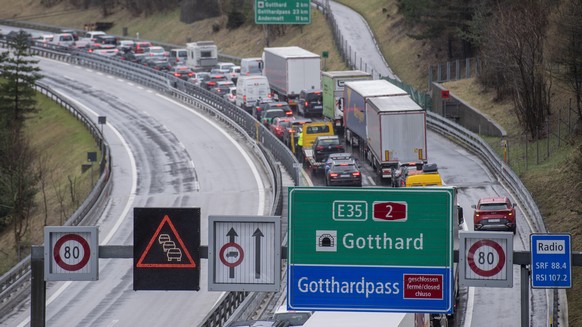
<box><xmin>459</xmin><ymin>231</ymin><xmax>513</xmax><ymax>288</ymax></box>
<box><xmin>44</xmin><ymin>226</ymin><xmax>99</xmax><ymax>281</ymax></box>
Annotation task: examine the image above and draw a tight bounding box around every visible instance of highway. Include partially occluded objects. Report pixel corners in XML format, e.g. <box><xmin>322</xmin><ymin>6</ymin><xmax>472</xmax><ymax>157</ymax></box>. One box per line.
<box><xmin>0</xmin><ymin>56</ymin><xmax>272</xmax><ymax>327</ymax></box>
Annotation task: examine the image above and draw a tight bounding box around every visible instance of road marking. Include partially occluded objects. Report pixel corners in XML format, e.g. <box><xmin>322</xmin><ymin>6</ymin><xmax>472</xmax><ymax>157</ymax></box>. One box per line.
<box><xmin>464</xmin><ymin>286</ymin><xmax>475</xmax><ymax>327</ymax></box>
<box><xmin>158</xmin><ymin>95</ymin><xmax>266</xmax><ymax>216</ymax></box>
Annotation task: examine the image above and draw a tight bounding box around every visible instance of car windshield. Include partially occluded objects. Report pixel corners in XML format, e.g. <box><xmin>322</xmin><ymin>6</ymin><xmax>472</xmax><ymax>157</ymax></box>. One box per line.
<box><xmin>331</xmin><ymin>164</ymin><xmax>357</xmax><ymax>172</ymax></box>
<box><xmin>479</xmin><ymin>203</ymin><xmax>508</xmax><ymax>210</ymax></box>
<box><xmin>318</xmin><ymin>138</ymin><xmax>339</xmax><ymax>146</ymax></box>
<box><xmin>273</xmin><ymin>312</ymin><xmax>311</xmax><ymax>325</ymax></box>
<box><xmin>305</xmin><ymin>92</ymin><xmax>322</xmax><ymax>102</ymax></box>
<box><xmin>265</xmin><ymin>110</ymin><xmax>285</xmax><ymax>118</ymax></box>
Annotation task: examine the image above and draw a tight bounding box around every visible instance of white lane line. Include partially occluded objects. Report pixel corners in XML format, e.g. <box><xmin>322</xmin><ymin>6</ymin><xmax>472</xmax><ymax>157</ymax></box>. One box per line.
<box><xmin>157</xmin><ymin>95</ymin><xmax>266</xmax><ymax>215</ymax></box>
<box><xmin>464</xmin><ymin>286</ymin><xmax>475</xmax><ymax>327</ymax></box>
<box><xmin>16</xmin><ymin>93</ymin><xmax>138</xmax><ymax>327</ymax></box>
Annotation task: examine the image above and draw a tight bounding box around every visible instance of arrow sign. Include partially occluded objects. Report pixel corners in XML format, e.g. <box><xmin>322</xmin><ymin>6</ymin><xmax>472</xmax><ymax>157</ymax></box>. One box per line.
<box><xmin>253</xmin><ymin>228</ymin><xmax>264</xmax><ymax>279</ymax></box>
<box><xmin>227</xmin><ymin>228</ymin><xmax>238</xmax><ymax>278</ymax></box>
<box><xmin>208</xmin><ymin>216</ymin><xmax>281</xmax><ymax>292</ymax></box>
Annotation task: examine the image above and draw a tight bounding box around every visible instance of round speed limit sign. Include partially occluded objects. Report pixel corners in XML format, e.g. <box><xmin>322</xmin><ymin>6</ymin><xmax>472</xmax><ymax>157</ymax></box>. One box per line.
<box><xmin>467</xmin><ymin>239</ymin><xmax>505</xmax><ymax>277</ymax></box>
<box><xmin>53</xmin><ymin>234</ymin><xmax>91</xmax><ymax>271</ymax></box>
<box><xmin>459</xmin><ymin>231</ymin><xmax>513</xmax><ymax>288</ymax></box>
<box><xmin>44</xmin><ymin>226</ymin><xmax>99</xmax><ymax>281</ymax></box>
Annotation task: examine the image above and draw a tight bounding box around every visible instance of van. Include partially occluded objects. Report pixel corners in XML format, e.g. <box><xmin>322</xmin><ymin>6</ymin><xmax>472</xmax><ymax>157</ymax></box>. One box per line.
<box><xmin>299</xmin><ymin>121</ymin><xmax>335</xmax><ymax>148</ymax></box>
<box><xmin>50</xmin><ymin>33</ymin><xmax>75</xmax><ymax>47</ymax></box>
<box><xmin>169</xmin><ymin>48</ymin><xmax>187</xmax><ymax>65</ymax></box>
<box><xmin>240</xmin><ymin>57</ymin><xmax>264</xmax><ymax>76</ymax></box>
<box><xmin>235</xmin><ymin>75</ymin><xmax>271</xmax><ymax>113</ymax></box>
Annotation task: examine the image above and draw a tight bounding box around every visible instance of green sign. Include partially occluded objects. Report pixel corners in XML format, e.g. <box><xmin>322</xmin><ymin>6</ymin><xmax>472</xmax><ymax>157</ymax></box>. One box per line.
<box><xmin>288</xmin><ymin>187</ymin><xmax>455</xmax><ymax>266</ymax></box>
<box><xmin>255</xmin><ymin>0</ymin><xmax>311</xmax><ymax>24</ymax></box>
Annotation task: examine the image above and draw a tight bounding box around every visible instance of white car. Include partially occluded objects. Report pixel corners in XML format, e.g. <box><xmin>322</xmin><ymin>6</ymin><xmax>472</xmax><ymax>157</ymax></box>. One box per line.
<box><xmin>225</xmin><ymin>86</ymin><xmax>237</xmax><ymax>103</ymax></box>
<box><xmin>227</xmin><ymin>65</ymin><xmax>241</xmax><ymax>83</ymax></box>
<box><xmin>213</xmin><ymin>62</ymin><xmax>236</xmax><ymax>74</ymax></box>
<box><xmin>35</xmin><ymin>34</ymin><xmax>53</xmax><ymax>47</ymax></box>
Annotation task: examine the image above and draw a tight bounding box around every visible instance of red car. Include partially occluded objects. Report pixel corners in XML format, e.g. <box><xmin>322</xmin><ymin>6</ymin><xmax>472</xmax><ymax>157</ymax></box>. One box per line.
<box><xmin>270</xmin><ymin>117</ymin><xmax>294</xmax><ymax>139</ymax></box>
<box><xmin>472</xmin><ymin>197</ymin><xmax>516</xmax><ymax>234</ymax></box>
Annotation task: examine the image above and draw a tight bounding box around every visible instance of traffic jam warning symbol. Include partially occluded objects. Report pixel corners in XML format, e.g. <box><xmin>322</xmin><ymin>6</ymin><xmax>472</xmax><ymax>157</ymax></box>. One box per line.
<box><xmin>134</xmin><ymin>207</ymin><xmax>200</xmax><ymax>291</ymax></box>
<box><xmin>136</xmin><ymin>215</ymin><xmax>196</xmax><ymax>268</ymax></box>
<box><xmin>44</xmin><ymin>226</ymin><xmax>99</xmax><ymax>281</ymax></box>
<box><xmin>459</xmin><ymin>231</ymin><xmax>513</xmax><ymax>288</ymax></box>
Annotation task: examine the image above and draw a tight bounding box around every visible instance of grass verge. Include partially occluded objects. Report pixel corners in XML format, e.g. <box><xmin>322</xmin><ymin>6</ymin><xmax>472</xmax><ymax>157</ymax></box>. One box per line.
<box><xmin>0</xmin><ymin>92</ymin><xmax>100</xmax><ymax>274</ymax></box>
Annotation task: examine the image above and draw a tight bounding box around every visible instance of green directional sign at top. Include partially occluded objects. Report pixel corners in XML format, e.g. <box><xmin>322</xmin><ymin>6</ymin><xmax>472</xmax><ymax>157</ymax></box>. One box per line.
<box><xmin>255</xmin><ymin>0</ymin><xmax>311</xmax><ymax>25</ymax></box>
<box><xmin>288</xmin><ymin>187</ymin><xmax>455</xmax><ymax>267</ymax></box>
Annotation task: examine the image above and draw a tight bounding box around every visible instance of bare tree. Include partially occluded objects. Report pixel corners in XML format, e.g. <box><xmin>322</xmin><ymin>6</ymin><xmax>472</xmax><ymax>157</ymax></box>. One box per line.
<box><xmin>480</xmin><ymin>1</ymin><xmax>552</xmax><ymax>139</ymax></box>
<box><xmin>0</xmin><ymin>130</ymin><xmax>38</xmax><ymax>259</ymax></box>
<box><xmin>550</xmin><ymin>0</ymin><xmax>582</xmax><ymax>133</ymax></box>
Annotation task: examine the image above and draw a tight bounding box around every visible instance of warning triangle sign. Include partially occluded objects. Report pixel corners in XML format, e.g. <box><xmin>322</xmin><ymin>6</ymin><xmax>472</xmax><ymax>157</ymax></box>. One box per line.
<box><xmin>136</xmin><ymin>215</ymin><xmax>197</xmax><ymax>268</ymax></box>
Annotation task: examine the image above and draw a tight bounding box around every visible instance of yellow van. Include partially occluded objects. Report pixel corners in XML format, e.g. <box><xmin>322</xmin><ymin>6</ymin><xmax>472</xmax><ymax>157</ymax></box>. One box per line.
<box><xmin>299</xmin><ymin>121</ymin><xmax>334</xmax><ymax>148</ymax></box>
<box><xmin>405</xmin><ymin>172</ymin><xmax>443</xmax><ymax>187</ymax></box>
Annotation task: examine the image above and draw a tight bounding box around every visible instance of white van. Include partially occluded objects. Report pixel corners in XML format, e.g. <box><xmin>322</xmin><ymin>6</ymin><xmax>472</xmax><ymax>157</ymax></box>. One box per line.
<box><xmin>50</xmin><ymin>33</ymin><xmax>75</xmax><ymax>47</ymax></box>
<box><xmin>236</xmin><ymin>75</ymin><xmax>271</xmax><ymax>113</ymax></box>
<box><xmin>240</xmin><ymin>57</ymin><xmax>264</xmax><ymax>76</ymax></box>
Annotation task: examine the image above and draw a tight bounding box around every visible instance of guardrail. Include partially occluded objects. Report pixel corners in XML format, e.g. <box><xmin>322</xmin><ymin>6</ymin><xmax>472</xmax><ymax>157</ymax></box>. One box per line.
<box><xmin>0</xmin><ymin>65</ymin><xmax>113</xmax><ymax>319</ymax></box>
<box><xmin>1</xmin><ymin>30</ymin><xmax>553</xmax><ymax>326</ymax></box>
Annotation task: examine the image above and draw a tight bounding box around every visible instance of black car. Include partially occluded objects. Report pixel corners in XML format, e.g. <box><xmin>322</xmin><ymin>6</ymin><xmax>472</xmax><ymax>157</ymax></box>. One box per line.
<box><xmin>262</xmin><ymin>101</ymin><xmax>293</xmax><ymax>117</ymax></box>
<box><xmin>312</xmin><ymin>135</ymin><xmax>345</xmax><ymax>162</ymax></box>
<box><xmin>200</xmin><ymin>74</ymin><xmax>229</xmax><ymax>90</ymax></box>
<box><xmin>170</xmin><ymin>65</ymin><xmax>195</xmax><ymax>80</ymax></box>
<box><xmin>325</xmin><ymin>155</ymin><xmax>362</xmax><ymax>186</ymax></box>
<box><xmin>116</xmin><ymin>51</ymin><xmax>139</xmax><ymax>63</ymax></box>
<box><xmin>253</xmin><ymin>98</ymin><xmax>276</xmax><ymax>121</ymax></box>
<box><xmin>144</xmin><ymin>57</ymin><xmax>172</xmax><ymax>71</ymax></box>
<box><xmin>297</xmin><ymin>89</ymin><xmax>323</xmax><ymax>117</ymax></box>
<box><xmin>209</xmin><ymin>86</ymin><xmax>230</xmax><ymax>97</ymax></box>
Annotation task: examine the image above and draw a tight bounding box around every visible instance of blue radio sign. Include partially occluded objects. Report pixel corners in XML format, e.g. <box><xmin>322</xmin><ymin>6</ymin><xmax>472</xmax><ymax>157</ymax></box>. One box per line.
<box><xmin>530</xmin><ymin>234</ymin><xmax>572</xmax><ymax>288</ymax></box>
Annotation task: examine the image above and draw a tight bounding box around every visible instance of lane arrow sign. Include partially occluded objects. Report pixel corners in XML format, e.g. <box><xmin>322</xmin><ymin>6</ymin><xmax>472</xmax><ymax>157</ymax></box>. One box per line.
<box><xmin>227</xmin><ymin>227</ymin><xmax>238</xmax><ymax>278</ymax></box>
<box><xmin>253</xmin><ymin>228</ymin><xmax>264</xmax><ymax>279</ymax></box>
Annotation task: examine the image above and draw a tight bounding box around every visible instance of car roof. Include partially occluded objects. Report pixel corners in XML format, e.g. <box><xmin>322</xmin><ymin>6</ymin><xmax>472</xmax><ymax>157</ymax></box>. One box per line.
<box><xmin>479</xmin><ymin>197</ymin><xmax>509</xmax><ymax>203</ymax></box>
<box><xmin>290</xmin><ymin>118</ymin><xmax>312</xmax><ymax>125</ymax></box>
<box><xmin>316</xmin><ymin>135</ymin><xmax>339</xmax><ymax>140</ymax></box>
<box><xmin>328</xmin><ymin>153</ymin><xmax>354</xmax><ymax>160</ymax></box>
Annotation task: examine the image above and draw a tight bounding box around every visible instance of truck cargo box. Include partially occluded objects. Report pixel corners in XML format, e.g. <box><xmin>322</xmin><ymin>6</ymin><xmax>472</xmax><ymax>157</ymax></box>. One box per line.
<box><xmin>366</xmin><ymin>95</ymin><xmax>427</xmax><ymax>165</ymax></box>
<box><xmin>322</xmin><ymin>70</ymin><xmax>371</xmax><ymax>130</ymax></box>
<box><xmin>343</xmin><ymin>80</ymin><xmax>407</xmax><ymax>140</ymax></box>
<box><xmin>262</xmin><ymin>47</ymin><xmax>320</xmax><ymax>106</ymax></box>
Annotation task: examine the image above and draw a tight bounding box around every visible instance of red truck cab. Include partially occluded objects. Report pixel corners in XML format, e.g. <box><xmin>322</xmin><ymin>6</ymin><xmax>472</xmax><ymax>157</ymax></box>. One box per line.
<box><xmin>472</xmin><ymin>197</ymin><xmax>516</xmax><ymax>234</ymax></box>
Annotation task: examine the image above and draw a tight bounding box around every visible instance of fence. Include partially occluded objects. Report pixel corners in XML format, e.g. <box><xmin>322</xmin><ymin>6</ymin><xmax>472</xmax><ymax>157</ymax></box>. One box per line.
<box><xmin>485</xmin><ymin>101</ymin><xmax>579</xmax><ymax>175</ymax></box>
<box><xmin>428</xmin><ymin>57</ymin><xmax>481</xmax><ymax>90</ymax></box>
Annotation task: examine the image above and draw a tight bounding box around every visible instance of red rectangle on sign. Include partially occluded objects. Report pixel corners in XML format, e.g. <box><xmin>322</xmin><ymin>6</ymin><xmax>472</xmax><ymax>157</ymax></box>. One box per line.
<box><xmin>372</xmin><ymin>201</ymin><xmax>407</xmax><ymax>221</ymax></box>
<box><xmin>403</xmin><ymin>274</ymin><xmax>443</xmax><ymax>300</ymax></box>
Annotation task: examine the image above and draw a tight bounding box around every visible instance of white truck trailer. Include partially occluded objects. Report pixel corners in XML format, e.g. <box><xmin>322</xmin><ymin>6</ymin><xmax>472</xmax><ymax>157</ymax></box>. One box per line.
<box><xmin>185</xmin><ymin>41</ymin><xmax>218</xmax><ymax>72</ymax></box>
<box><xmin>343</xmin><ymin>79</ymin><xmax>415</xmax><ymax>181</ymax></box>
<box><xmin>262</xmin><ymin>46</ymin><xmax>320</xmax><ymax>108</ymax></box>
<box><xmin>366</xmin><ymin>95</ymin><xmax>428</xmax><ymax>181</ymax></box>
<box><xmin>321</xmin><ymin>70</ymin><xmax>371</xmax><ymax>134</ymax></box>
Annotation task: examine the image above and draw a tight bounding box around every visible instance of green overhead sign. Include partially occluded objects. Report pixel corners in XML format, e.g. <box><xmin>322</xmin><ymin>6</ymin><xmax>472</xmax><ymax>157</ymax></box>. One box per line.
<box><xmin>255</xmin><ymin>0</ymin><xmax>311</xmax><ymax>24</ymax></box>
<box><xmin>288</xmin><ymin>187</ymin><xmax>455</xmax><ymax>266</ymax></box>
<box><xmin>287</xmin><ymin>187</ymin><xmax>456</xmax><ymax>312</ymax></box>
